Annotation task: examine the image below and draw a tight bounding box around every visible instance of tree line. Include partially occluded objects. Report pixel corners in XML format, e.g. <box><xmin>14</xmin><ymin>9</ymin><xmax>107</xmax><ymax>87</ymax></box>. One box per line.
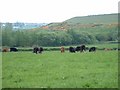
<box><xmin>2</xmin><ymin>23</ymin><xmax>118</xmax><ymax>47</ymax></box>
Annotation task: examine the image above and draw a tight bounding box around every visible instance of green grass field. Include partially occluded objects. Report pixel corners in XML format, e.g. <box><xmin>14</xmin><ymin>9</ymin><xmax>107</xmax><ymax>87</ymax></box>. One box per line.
<box><xmin>2</xmin><ymin>50</ymin><xmax>118</xmax><ymax>88</ymax></box>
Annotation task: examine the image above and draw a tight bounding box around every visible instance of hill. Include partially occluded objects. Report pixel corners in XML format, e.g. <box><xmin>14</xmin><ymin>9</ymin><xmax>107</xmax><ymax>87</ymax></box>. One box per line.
<box><xmin>33</xmin><ymin>13</ymin><xmax>118</xmax><ymax>31</ymax></box>
<box><xmin>32</xmin><ymin>13</ymin><xmax>118</xmax><ymax>31</ymax></box>
<box><xmin>64</xmin><ymin>13</ymin><xmax>118</xmax><ymax>24</ymax></box>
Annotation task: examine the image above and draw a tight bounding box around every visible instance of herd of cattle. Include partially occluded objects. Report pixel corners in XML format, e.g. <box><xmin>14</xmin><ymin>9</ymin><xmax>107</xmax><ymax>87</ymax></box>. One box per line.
<box><xmin>32</xmin><ymin>45</ymin><xmax>96</xmax><ymax>54</ymax></box>
<box><xmin>2</xmin><ymin>45</ymin><xmax>97</xmax><ymax>54</ymax></box>
<box><xmin>2</xmin><ymin>44</ymin><xmax>119</xmax><ymax>54</ymax></box>
<box><xmin>68</xmin><ymin>45</ymin><xmax>96</xmax><ymax>53</ymax></box>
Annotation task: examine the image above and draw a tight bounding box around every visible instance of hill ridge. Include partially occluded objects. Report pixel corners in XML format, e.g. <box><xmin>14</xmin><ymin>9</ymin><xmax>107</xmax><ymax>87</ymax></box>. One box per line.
<box><xmin>31</xmin><ymin>13</ymin><xmax>118</xmax><ymax>31</ymax></box>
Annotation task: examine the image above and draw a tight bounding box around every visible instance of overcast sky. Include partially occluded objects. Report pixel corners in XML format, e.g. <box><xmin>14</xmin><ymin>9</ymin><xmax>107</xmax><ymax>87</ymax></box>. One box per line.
<box><xmin>0</xmin><ymin>0</ymin><xmax>119</xmax><ymax>23</ymax></box>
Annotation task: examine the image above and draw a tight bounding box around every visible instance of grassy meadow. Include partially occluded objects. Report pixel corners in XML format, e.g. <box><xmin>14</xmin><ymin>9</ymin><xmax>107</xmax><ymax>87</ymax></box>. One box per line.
<box><xmin>2</xmin><ymin>50</ymin><xmax>118</xmax><ymax>88</ymax></box>
<box><xmin>1</xmin><ymin>13</ymin><xmax>118</xmax><ymax>89</ymax></box>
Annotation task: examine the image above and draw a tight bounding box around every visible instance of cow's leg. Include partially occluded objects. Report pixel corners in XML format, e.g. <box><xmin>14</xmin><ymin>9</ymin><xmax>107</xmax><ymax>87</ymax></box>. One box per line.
<box><xmin>39</xmin><ymin>51</ymin><xmax>41</xmax><ymax>54</ymax></box>
<box><xmin>36</xmin><ymin>50</ymin><xmax>38</xmax><ymax>54</ymax></box>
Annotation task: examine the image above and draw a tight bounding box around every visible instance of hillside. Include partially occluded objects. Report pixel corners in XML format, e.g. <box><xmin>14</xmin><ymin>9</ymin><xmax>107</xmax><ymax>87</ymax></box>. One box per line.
<box><xmin>64</xmin><ymin>13</ymin><xmax>118</xmax><ymax>24</ymax></box>
<box><xmin>32</xmin><ymin>13</ymin><xmax>118</xmax><ymax>31</ymax></box>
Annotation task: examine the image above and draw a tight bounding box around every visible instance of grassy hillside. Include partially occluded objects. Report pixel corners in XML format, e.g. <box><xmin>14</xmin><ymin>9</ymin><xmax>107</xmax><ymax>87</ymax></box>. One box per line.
<box><xmin>33</xmin><ymin>13</ymin><xmax>118</xmax><ymax>36</ymax></box>
<box><xmin>33</xmin><ymin>13</ymin><xmax>118</xmax><ymax>31</ymax></box>
<box><xmin>64</xmin><ymin>13</ymin><xmax>118</xmax><ymax>24</ymax></box>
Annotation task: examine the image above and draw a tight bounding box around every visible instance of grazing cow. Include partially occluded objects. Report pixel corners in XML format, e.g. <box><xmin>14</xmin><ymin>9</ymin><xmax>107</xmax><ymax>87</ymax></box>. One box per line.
<box><xmin>113</xmin><ymin>48</ymin><xmax>117</xmax><ymax>50</ymax></box>
<box><xmin>10</xmin><ymin>47</ymin><xmax>18</xmax><ymax>52</ymax></box>
<box><xmin>33</xmin><ymin>47</ymin><xmax>39</xmax><ymax>54</ymax></box>
<box><xmin>89</xmin><ymin>47</ymin><xmax>96</xmax><ymax>52</ymax></box>
<box><xmin>75</xmin><ymin>46</ymin><xmax>81</xmax><ymax>52</ymax></box>
<box><xmin>80</xmin><ymin>44</ymin><xmax>86</xmax><ymax>52</ymax></box>
<box><xmin>39</xmin><ymin>47</ymin><xmax>43</xmax><ymax>53</ymax></box>
<box><xmin>69</xmin><ymin>47</ymin><xmax>76</xmax><ymax>53</ymax></box>
<box><xmin>76</xmin><ymin>45</ymin><xmax>86</xmax><ymax>52</ymax></box>
<box><xmin>60</xmin><ymin>46</ymin><xmax>65</xmax><ymax>53</ymax></box>
<box><xmin>2</xmin><ymin>48</ymin><xmax>9</xmax><ymax>52</ymax></box>
<box><xmin>33</xmin><ymin>47</ymin><xmax>43</xmax><ymax>54</ymax></box>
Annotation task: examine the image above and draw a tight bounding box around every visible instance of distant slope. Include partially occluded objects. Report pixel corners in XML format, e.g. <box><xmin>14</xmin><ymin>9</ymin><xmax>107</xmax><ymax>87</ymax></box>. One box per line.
<box><xmin>32</xmin><ymin>13</ymin><xmax>118</xmax><ymax>31</ymax></box>
<box><xmin>64</xmin><ymin>13</ymin><xmax>118</xmax><ymax>24</ymax></box>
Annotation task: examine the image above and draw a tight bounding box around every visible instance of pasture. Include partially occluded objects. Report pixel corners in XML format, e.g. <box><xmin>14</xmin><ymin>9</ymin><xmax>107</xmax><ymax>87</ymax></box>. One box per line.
<box><xmin>2</xmin><ymin>50</ymin><xmax>118</xmax><ymax>88</ymax></box>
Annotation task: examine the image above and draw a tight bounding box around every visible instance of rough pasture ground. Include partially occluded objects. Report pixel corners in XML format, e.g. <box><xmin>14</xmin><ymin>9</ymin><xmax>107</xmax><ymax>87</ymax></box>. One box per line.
<box><xmin>2</xmin><ymin>51</ymin><xmax>118</xmax><ymax>88</ymax></box>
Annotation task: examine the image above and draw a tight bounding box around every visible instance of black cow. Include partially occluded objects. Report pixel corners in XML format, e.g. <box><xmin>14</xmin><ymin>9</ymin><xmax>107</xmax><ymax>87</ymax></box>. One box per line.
<box><xmin>69</xmin><ymin>47</ymin><xmax>76</xmax><ymax>53</ymax></box>
<box><xmin>39</xmin><ymin>47</ymin><xmax>43</xmax><ymax>53</ymax></box>
<box><xmin>75</xmin><ymin>46</ymin><xmax>81</xmax><ymax>52</ymax></box>
<box><xmin>10</xmin><ymin>47</ymin><xmax>18</xmax><ymax>52</ymax></box>
<box><xmin>76</xmin><ymin>45</ymin><xmax>86</xmax><ymax>52</ymax></box>
<box><xmin>33</xmin><ymin>47</ymin><xmax>39</xmax><ymax>54</ymax></box>
<box><xmin>33</xmin><ymin>47</ymin><xmax>43</xmax><ymax>54</ymax></box>
<box><xmin>89</xmin><ymin>47</ymin><xmax>96</xmax><ymax>52</ymax></box>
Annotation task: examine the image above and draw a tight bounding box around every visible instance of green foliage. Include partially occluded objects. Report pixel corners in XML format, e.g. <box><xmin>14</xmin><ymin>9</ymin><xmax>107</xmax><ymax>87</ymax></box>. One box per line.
<box><xmin>2</xmin><ymin>51</ymin><xmax>118</xmax><ymax>88</ymax></box>
<box><xmin>2</xmin><ymin>27</ymin><xmax>118</xmax><ymax>47</ymax></box>
<box><xmin>2</xmin><ymin>19</ymin><xmax>118</xmax><ymax>47</ymax></box>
